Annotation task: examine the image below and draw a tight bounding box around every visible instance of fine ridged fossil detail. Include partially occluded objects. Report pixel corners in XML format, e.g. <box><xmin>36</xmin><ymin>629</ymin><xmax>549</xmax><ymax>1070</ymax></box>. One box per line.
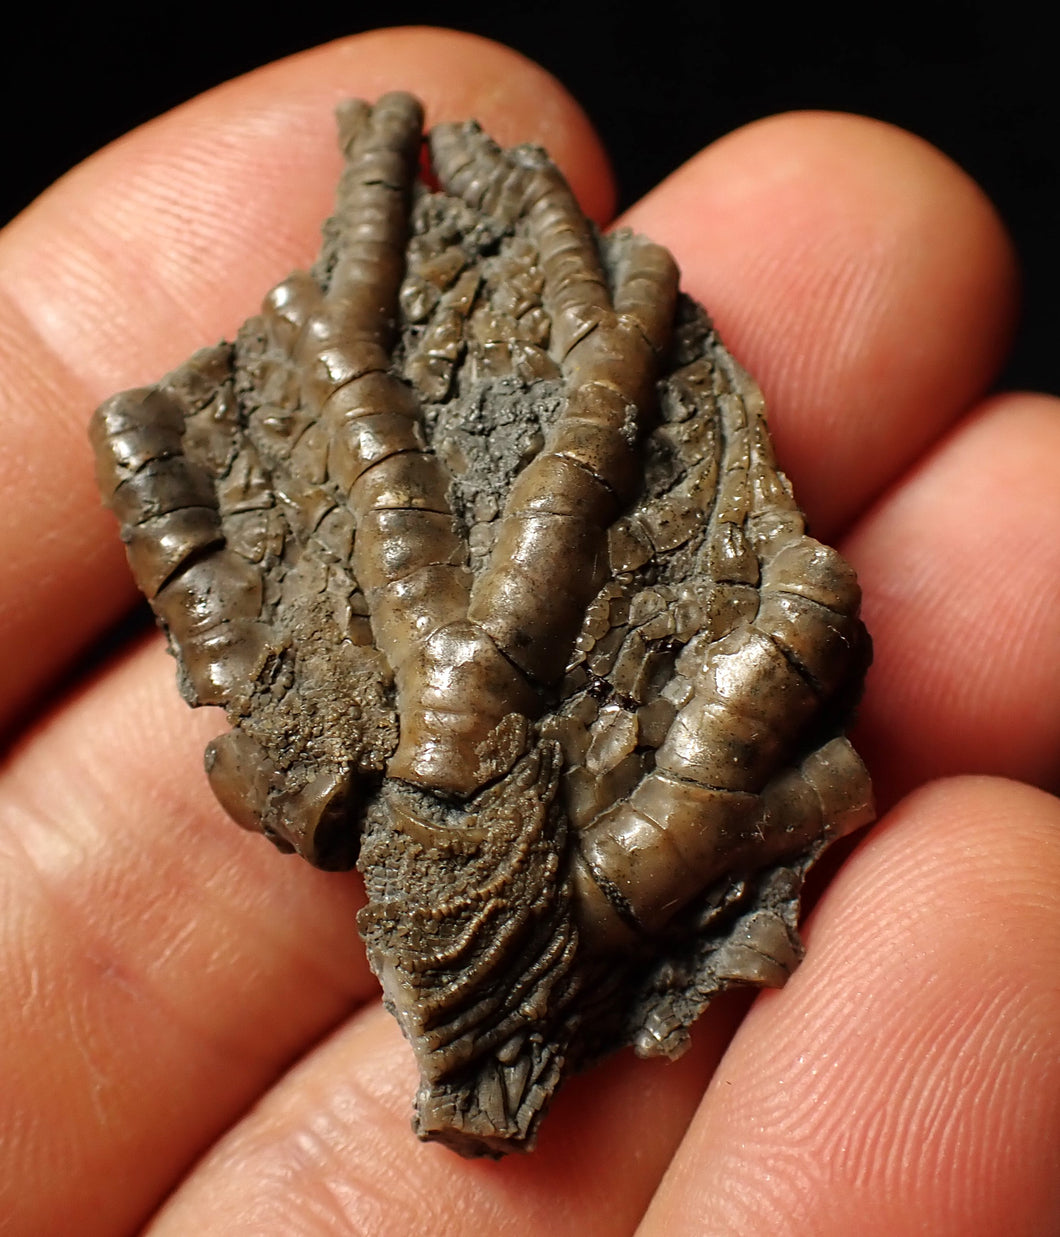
<box><xmin>89</xmin><ymin>93</ymin><xmax>874</xmax><ymax>1157</ymax></box>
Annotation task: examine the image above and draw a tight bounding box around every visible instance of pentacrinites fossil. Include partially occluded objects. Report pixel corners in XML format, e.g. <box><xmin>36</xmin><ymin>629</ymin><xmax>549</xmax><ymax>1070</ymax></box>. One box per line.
<box><xmin>89</xmin><ymin>92</ymin><xmax>874</xmax><ymax>1156</ymax></box>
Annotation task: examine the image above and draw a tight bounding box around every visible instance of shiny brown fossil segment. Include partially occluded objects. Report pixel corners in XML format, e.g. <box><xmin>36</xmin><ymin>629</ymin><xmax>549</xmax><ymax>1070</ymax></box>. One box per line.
<box><xmin>89</xmin><ymin>92</ymin><xmax>874</xmax><ymax>1157</ymax></box>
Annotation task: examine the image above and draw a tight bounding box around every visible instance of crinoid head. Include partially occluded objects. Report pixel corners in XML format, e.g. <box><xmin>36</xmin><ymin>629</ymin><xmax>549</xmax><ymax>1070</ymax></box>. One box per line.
<box><xmin>357</xmin><ymin>739</ymin><xmax>584</xmax><ymax>1155</ymax></box>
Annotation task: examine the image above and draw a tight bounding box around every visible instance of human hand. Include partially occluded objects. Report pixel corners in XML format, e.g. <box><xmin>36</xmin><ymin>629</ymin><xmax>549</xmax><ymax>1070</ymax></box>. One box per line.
<box><xmin>2</xmin><ymin>28</ymin><xmax>1058</xmax><ymax>1237</ymax></box>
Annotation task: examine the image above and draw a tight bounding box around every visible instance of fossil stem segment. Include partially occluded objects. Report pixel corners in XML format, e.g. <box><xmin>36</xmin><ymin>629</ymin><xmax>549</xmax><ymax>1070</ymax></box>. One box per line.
<box><xmin>89</xmin><ymin>344</ymin><xmax>271</xmax><ymax>708</ymax></box>
<box><xmin>388</xmin><ymin>124</ymin><xmax>681</xmax><ymax>790</ymax></box>
<box><xmin>574</xmin><ymin>736</ymin><xmax>873</xmax><ymax>944</ymax></box>
<box><xmin>297</xmin><ymin>94</ymin><xmax>526</xmax><ymax>796</ymax></box>
<box><xmin>569</xmin><ymin>349</ymin><xmax>872</xmax><ymax>948</ymax></box>
<box><xmin>434</xmin><ymin>123</ymin><xmax>680</xmax><ymax>688</ymax></box>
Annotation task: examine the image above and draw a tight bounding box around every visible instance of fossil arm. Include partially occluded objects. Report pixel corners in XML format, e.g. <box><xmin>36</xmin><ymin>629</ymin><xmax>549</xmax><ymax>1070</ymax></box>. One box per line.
<box><xmin>89</xmin><ymin>94</ymin><xmax>873</xmax><ymax>1156</ymax></box>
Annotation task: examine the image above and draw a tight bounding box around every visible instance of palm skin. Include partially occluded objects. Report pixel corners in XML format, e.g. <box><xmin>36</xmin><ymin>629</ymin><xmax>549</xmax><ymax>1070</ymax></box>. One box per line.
<box><xmin>1</xmin><ymin>27</ymin><xmax>1058</xmax><ymax>1237</ymax></box>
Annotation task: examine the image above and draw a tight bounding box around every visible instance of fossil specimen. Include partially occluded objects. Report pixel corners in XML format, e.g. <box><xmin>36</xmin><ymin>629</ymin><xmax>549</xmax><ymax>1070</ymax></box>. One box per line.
<box><xmin>89</xmin><ymin>93</ymin><xmax>874</xmax><ymax>1157</ymax></box>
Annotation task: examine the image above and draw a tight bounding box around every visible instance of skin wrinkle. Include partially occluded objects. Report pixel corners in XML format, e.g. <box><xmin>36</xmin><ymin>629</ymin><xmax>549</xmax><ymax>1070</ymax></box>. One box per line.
<box><xmin>926</xmin><ymin>1003</ymin><xmax>1011</xmax><ymax>1208</ymax></box>
<box><xmin>151</xmin><ymin>1020</ymin><xmax>437</xmax><ymax>1235</ymax></box>
<box><xmin>2</xmin><ymin>772</ymin><xmax>277</xmax><ymax>1082</ymax></box>
<box><xmin>816</xmin><ymin>237</ymin><xmax>899</xmax><ymax>383</ymax></box>
<box><xmin>5</xmin><ymin>199</ymin><xmax>220</xmax><ymax>394</ymax></box>
<box><xmin>0</xmin><ymin>388</ymin><xmax>130</xmax><ymax>732</ymax></box>
<box><xmin>0</xmin><ymin>284</ymin><xmax>123</xmax><ymax>721</ymax></box>
<box><xmin>296</xmin><ymin>1110</ymin><xmax>447</xmax><ymax>1235</ymax></box>
<box><xmin>2</xmin><ymin>890</ymin><xmax>164</xmax><ymax>1197</ymax></box>
<box><xmin>838</xmin><ymin>981</ymin><xmax>1000</xmax><ymax>1203</ymax></box>
<box><xmin>693</xmin><ymin>1147</ymin><xmax>817</xmax><ymax>1237</ymax></box>
<box><xmin>879</xmin><ymin>980</ymin><xmax>1048</xmax><ymax>1228</ymax></box>
<box><xmin>0</xmin><ymin>283</ymin><xmax>91</xmax><ymax>441</ymax></box>
<box><xmin>736</xmin><ymin>232</ymin><xmax>896</xmax><ymax>418</ymax></box>
<box><xmin>149</xmin><ymin>1004</ymin><xmax>704</xmax><ymax>1237</ymax></box>
<box><xmin>1</xmin><ymin>751</ymin><xmax>372</xmax><ymax>1234</ymax></box>
<box><xmin>259</xmin><ymin>1122</ymin><xmax>393</xmax><ymax>1235</ymax></box>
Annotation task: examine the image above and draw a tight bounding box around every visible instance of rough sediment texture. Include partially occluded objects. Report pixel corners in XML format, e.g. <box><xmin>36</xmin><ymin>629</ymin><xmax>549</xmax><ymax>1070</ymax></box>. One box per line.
<box><xmin>89</xmin><ymin>93</ymin><xmax>874</xmax><ymax>1157</ymax></box>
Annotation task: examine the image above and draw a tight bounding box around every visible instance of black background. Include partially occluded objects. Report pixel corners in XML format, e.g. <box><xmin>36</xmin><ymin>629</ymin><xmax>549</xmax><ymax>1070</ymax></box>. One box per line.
<box><xmin>6</xmin><ymin>4</ymin><xmax>1056</xmax><ymax>394</ymax></box>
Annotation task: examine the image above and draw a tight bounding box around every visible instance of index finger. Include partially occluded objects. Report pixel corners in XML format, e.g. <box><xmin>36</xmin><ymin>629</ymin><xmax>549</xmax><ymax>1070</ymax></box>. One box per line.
<box><xmin>621</xmin><ymin>111</ymin><xmax>1018</xmax><ymax>537</ymax></box>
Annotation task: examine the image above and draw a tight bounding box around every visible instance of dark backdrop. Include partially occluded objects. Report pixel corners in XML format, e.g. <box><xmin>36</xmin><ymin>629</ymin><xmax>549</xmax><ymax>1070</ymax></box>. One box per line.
<box><xmin>6</xmin><ymin>4</ymin><xmax>1056</xmax><ymax>394</ymax></box>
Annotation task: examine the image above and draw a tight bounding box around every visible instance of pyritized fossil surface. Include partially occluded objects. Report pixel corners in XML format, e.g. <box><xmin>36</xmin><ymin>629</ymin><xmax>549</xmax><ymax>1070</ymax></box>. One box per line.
<box><xmin>89</xmin><ymin>93</ymin><xmax>874</xmax><ymax>1157</ymax></box>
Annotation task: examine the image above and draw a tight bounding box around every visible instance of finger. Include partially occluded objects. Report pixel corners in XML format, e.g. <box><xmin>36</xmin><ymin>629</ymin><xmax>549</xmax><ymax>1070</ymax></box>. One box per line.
<box><xmin>145</xmin><ymin>999</ymin><xmax>739</xmax><ymax>1236</ymax></box>
<box><xmin>620</xmin><ymin>111</ymin><xmax>1018</xmax><ymax>538</ymax></box>
<box><xmin>638</xmin><ymin>777</ymin><xmax>1060</xmax><ymax>1237</ymax></box>
<box><xmin>0</xmin><ymin>638</ymin><xmax>375</xmax><ymax>1237</ymax></box>
<box><xmin>845</xmin><ymin>391</ymin><xmax>1060</xmax><ymax>804</ymax></box>
<box><xmin>0</xmin><ymin>26</ymin><xmax>614</xmax><ymax>730</ymax></box>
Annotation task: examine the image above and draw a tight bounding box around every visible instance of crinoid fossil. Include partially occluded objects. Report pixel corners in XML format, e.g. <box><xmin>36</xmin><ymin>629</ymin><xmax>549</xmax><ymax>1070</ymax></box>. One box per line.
<box><xmin>89</xmin><ymin>92</ymin><xmax>874</xmax><ymax>1157</ymax></box>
